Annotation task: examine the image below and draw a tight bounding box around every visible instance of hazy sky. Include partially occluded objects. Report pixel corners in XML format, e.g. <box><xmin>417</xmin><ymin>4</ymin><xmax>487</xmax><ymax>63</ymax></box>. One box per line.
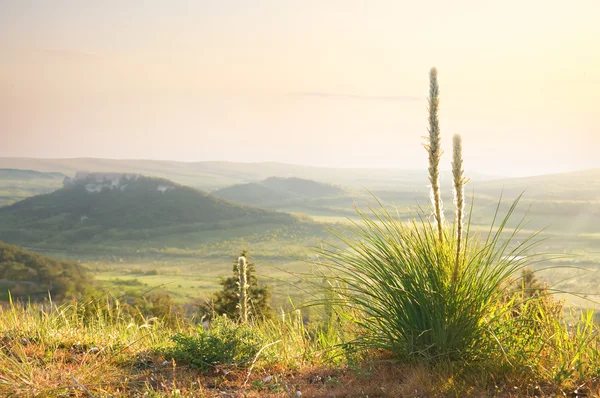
<box><xmin>1</xmin><ymin>1</ymin><xmax>599</xmax><ymax>176</ymax></box>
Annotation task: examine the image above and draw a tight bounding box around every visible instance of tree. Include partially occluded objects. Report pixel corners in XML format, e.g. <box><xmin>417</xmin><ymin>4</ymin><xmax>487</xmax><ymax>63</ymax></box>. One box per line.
<box><xmin>0</xmin><ymin>240</ymin><xmax>92</xmax><ymax>301</ymax></box>
<box><xmin>204</xmin><ymin>250</ymin><xmax>273</xmax><ymax>321</ymax></box>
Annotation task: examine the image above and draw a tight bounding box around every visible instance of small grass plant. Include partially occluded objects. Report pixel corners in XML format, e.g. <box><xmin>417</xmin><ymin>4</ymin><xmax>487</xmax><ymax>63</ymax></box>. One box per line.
<box><xmin>168</xmin><ymin>315</ymin><xmax>263</xmax><ymax>373</ymax></box>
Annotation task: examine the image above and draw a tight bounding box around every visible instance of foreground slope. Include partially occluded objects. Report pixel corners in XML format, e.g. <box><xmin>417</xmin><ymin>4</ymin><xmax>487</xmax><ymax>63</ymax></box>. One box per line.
<box><xmin>0</xmin><ymin>174</ymin><xmax>296</xmax><ymax>247</ymax></box>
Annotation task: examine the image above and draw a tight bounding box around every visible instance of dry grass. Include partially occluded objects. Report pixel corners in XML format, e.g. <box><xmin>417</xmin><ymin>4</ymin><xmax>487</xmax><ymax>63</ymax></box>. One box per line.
<box><xmin>3</xmin><ymin>332</ymin><xmax>600</xmax><ymax>397</ymax></box>
<box><xmin>1</xmin><ymin>291</ymin><xmax>600</xmax><ymax>397</ymax></box>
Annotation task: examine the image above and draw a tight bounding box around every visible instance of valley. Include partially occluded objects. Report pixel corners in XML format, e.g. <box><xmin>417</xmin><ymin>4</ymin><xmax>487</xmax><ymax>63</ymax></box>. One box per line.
<box><xmin>1</xmin><ymin>159</ymin><xmax>599</xmax><ymax>313</ymax></box>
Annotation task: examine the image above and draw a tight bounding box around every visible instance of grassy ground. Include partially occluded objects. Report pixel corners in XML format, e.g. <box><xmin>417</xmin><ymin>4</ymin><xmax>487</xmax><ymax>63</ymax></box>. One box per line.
<box><xmin>89</xmin><ymin>256</ymin><xmax>313</xmax><ymax>308</ymax></box>
<box><xmin>1</xmin><ymin>298</ymin><xmax>599</xmax><ymax>397</ymax></box>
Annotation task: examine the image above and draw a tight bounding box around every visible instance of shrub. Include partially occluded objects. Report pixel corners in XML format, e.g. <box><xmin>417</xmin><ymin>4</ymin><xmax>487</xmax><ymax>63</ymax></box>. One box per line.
<box><xmin>168</xmin><ymin>315</ymin><xmax>264</xmax><ymax>372</ymax></box>
<box><xmin>200</xmin><ymin>250</ymin><xmax>273</xmax><ymax>321</ymax></box>
<box><xmin>0</xmin><ymin>240</ymin><xmax>92</xmax><ymax>300</ymax></box>
<box><xmin>488</xmin><ymin>287</ymin><xmax>600</xmax><ymax>385</ymax></box>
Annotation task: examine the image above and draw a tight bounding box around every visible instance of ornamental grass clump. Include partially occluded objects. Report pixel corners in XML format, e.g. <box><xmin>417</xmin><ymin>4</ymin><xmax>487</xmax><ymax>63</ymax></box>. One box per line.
<box><xmin>315</xmin><ymin>198</ymin><xmax>540</xmax><ymax>361</ymax></box>
<box><xmin>313</xmin><ymin>67</ymin><xmax>544</xmax><ymax>362</ymax></box>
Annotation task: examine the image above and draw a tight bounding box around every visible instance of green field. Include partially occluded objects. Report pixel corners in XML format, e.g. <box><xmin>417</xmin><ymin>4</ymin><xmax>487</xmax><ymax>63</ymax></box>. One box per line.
<box><xmin>89</xmin><ymin>256</ymin><xmax>312</xmax><ymax>306</ymax></box>
<box><xmin>27</xmin><ymin>222</ymin><xmax>329</xmax><ymax>309</ymax></box>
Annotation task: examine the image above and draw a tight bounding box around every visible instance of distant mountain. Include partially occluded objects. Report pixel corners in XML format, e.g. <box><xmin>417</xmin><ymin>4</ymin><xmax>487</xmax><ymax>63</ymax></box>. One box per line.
<box><xmin>213</xmin><ymin>177</ymin><xmax>345</xmax><ymax>208</ymax></box>
<box><xmin>0</xmin><ymin>168</ymin><xmax>66</xmax><ymax>180</ymax></box>
<box><xmin>0</xmin><ymin>240</ymin><xmax>91</xmax><ymax>300</ymax></box>
<box><xmin>262</xmin><ymin>177</ymin><xmax>344</xmax><ymax>198</ymax></box>
<box><xmin>1</xmin><ymin>158</ymin><xmax>597</xmax><ymax>235</ymax></box>
<box><xmin>0</xmin><ymin>157</ymin><xmax>503</xmax><ymax>192</ymax></box>
<box><xmin>472</xmin><ymin>169</ymin><xmax>600</xmax><ymax>201</ymax></box>
<box><xmin>0</xmin><ymin>169</ymin><xmax>66</xmax><ymax>207</ymax></box>
<box><xmin>0</xmin><ymin>174</ymin><xmax>297</xmax><ymax>247</ymax></box>
<box><xmin>214</xmin><ymin>182</ymin><xmax>296</xmax><ymax>208</ymax></box>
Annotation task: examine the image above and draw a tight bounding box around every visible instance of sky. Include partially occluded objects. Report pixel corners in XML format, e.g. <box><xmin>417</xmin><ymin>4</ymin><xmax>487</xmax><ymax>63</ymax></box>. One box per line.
<box><xmin>0</xmin><ymin>1</ymin><xmax>599</xmax><ymax>177</ymax></box>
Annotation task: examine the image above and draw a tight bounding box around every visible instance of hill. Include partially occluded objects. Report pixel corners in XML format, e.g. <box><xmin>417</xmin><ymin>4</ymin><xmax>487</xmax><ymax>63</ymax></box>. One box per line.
<box><xmin>0</xmin><ymin>157</ymin><xmax>502</xmax><ymax>192</ymax></box>
<box><xmin>0</xmin><ymin>168</ymin><xmax>65</xmax><ymax>180</ymax></box>
<box><xmin>262</xmin><ymin>177</ymin><xmax>344</xmax><ymax>197</ymax></box>
<box><xmin>214</xmin><ymin>177</ymin><xmax>345</xmax><ymax>208</ymax></box>
<box><xmin>0</xmin><ymin>174</ymin><xmax>297</xmax><ymax>249</ymax></box>
<box><xmin>0</xmin><ymin>168</ymin><xmax>66</xmax><ymax>207</ymax></box>
<box><xmin>1</xmin><ymin>158</ymin><xmax>598</xmax><ymax>236</ymax></box>
<box><xmin>0</xmin><ymin>240</ymin><xmax>91</xmax><ymax>300</ymax></box>
<box><xmin>214</xmin><ymin>182</ymin><xmax>296</xmax><ymax>208</ymax></box>
<box><xmin>472</xmin><ymin>168</ymin><xmax>600</xmax><ymax>201</ymax></box>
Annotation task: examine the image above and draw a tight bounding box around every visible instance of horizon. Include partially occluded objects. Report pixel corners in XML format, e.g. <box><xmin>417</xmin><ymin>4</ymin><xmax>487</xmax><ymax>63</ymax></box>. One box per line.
<box><xmin>1</xmin><ymin>1</ymin><xmax>599</xmax><ymax>176</ymax></box>
<box><xmin>2</xmin><ymin>155</ymin><xmax>599</xmax><ymax>179</ymax></box>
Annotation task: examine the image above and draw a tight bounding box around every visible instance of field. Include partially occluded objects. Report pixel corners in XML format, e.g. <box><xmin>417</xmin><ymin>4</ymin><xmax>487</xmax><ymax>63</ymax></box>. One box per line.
<box><xmin>27</xmin><ymin>221</ymin><xmax>329</xmax><ymax>312</ymax></box>
<box><xmin>86</xmin><ymin>254</ymin><xmax>315</xmax><ymax>309</ymax></box>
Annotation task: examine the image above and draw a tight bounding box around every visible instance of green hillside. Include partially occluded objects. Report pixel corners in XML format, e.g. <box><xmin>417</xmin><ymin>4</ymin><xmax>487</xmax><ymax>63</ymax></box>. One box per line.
<box><xmin>0</xmin><ymin>168</ymin><xmax>66</xmax><ymax>207</ymax></box>
<box><xmin>210</xmin><ymin>170</ymin><xmax>600</xmax><ymax>235</ymax></box>
<box><xmin>214</xmin><ymin>176</ymin><xmax>345</xmax><ymax>208</ymax></box>
<box><xmin>0</xmin><ymin>174</ymin><xmax>297</xmax><ymax>249</ymax></box>
<box><xmin>262</xmin><ymin>177</ymin><xmax>344</xmax><ymax>197</ymax></box>
<box><xmin>214</xmin><ymin>182</ymin><xmax>297</xmax><ymax>207</ymax></box>
<box><xmin>472</xmin><ymin>168</ymin><xmax>600</xmax><ymax>200</ymax></box>
<box><xmin>0</xmin><ymin>240</ymin><xmax>91</xmax><ymax>300</ymax></box>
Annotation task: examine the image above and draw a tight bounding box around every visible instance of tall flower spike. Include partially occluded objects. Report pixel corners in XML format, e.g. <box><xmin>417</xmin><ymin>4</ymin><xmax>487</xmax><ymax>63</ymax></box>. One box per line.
<box><xmin>451</xmin><ymin>133</ymin><xmax>468</xmax><ymax>284</ymax></box>
<box><xmin>425</xmin><ymin>67</ymin><xmax>444</xmax><ymax>242</ymax></box>
<box><xmin>238</xmin><ymin>255</ymin><xmax>249</xmax><ymax>323</ymax></box>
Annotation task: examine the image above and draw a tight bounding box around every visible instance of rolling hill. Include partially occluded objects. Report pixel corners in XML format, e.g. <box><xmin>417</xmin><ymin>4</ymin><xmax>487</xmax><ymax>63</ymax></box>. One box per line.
<box><xmin>471</xmin><ymin>168</ymin><xmax>600</xmax><ymax>201</ymax></box>
<box><xmin>211</xmin><ymin>171</ymin><xmax>600</xmax><ymax>235</ymax></box>
<box><xmin>0</xmin><ymin>173</ymin><xmax>298</xmax><ymax>249</ymax></box>
<box><xmin>0</xmin><ymin>157</ymin><xmax>502</xmax><ymax>192</ymax></box>
<box><xmin>1</xmin><ymin>158</ymin><xmax>598</xmax><ymax>236</ymax></box>
<box><xmin>0</xmin><ymin>169</ymin><xmax>66</xmax><ymax>207</ymax></box>
<box><xmin>213</xmin><ymin>177</ymin><xmax>345</xmax><ymax>208</ymax></box>
<box><xmin>261</xmin><ymin>177</ymin><xmax>344</xmax><ymax>197</ymax></box>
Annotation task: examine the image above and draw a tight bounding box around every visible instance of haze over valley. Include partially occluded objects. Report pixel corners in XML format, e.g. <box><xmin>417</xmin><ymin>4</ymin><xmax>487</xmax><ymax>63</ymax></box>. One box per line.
<box><xmin>1</xmin><ymin>1</ymin><xmax>600</xmax><ymax>396</ymax></box>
